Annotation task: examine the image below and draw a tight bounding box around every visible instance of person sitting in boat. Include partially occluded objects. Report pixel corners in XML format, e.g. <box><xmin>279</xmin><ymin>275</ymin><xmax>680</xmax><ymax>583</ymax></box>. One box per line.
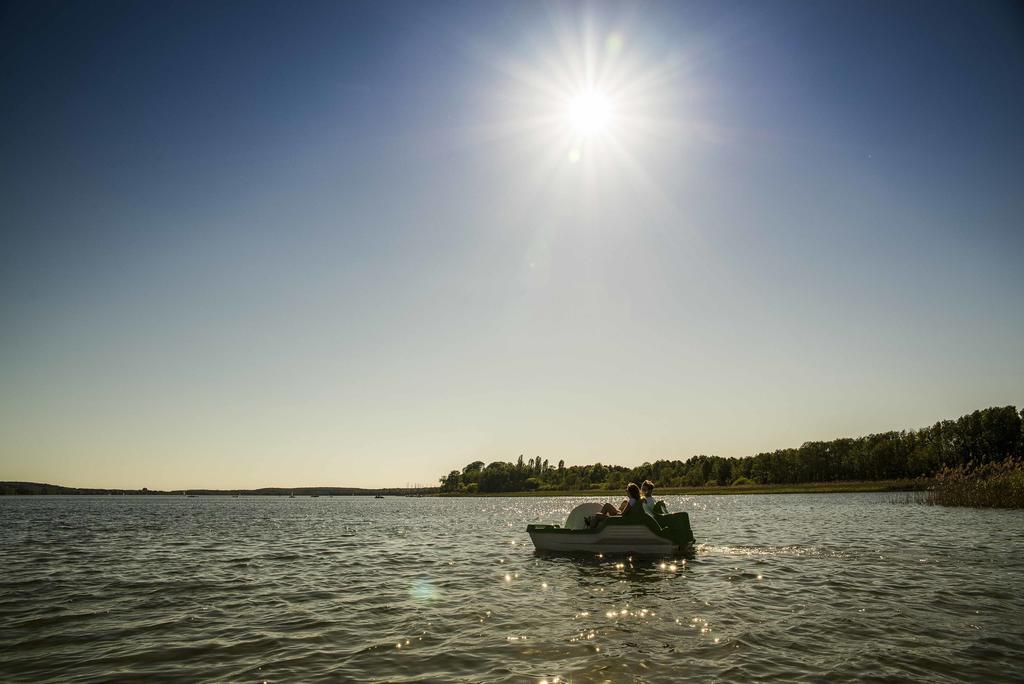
<box><xmin>641</xmin><ymin>480</ymin><xmax>656</xmax><ymax>514</ymax></box>
<box><xmin>641</xmin><ymin>480</ymin><xmax>668</xmax><ymax>515</ymax></box>
<box><xmin>587</xmin><ymin>483</ymin><xmax>642</xmax><ymax>528</ymax></box>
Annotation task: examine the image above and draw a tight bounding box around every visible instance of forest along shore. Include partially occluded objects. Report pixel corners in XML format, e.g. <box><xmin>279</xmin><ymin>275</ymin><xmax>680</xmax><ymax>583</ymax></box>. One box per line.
<box><xmin>437</xmin><ymin>480</ymin><xmax>920</xmax><ymax>497</ymax></box>
<box><xmin>437</xmin><ymin>405</ymin><xmax>1023</xmax><ymax>508</ymax></box>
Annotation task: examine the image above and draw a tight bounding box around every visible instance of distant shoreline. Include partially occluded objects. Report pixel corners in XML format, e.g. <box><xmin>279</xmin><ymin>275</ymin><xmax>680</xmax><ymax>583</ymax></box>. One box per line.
<box><xmin>0</xmin><ymin>479</ymin><xmax>918</xmax><ymax>497</ymax></box>
<box><xmin>0</xmin><ymin>482</ymin><xmax>438</xmax><ymax>497</ymax></box>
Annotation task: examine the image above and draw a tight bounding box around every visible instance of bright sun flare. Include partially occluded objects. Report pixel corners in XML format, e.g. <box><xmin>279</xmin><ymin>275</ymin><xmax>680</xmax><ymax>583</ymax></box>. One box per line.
<box><xmin>566</xmin><ymin>90</ymin><xmax>613</xmax><ymax>136</ymax></box>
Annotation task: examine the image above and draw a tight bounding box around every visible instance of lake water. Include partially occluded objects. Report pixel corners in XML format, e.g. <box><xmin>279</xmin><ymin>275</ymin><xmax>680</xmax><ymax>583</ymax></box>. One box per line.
<box><xmin>1</xmin><ymin>494</ymin><xmax>1023</xmax><ymax>682</ymax></box>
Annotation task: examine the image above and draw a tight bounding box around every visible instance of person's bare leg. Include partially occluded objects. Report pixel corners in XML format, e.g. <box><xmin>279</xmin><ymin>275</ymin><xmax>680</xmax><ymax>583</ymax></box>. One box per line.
<box><xmin>600</xmin><ymin>503</ymin><xmax>618</xmax><ymax>516</ymax></box>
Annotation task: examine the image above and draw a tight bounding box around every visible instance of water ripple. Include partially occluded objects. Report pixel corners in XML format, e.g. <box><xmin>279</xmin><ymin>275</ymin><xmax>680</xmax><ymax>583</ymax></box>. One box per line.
<box><xmin>1</xmin><ymin>494</ymin><xmax>1023</xmax><ymax>682</ymax></box>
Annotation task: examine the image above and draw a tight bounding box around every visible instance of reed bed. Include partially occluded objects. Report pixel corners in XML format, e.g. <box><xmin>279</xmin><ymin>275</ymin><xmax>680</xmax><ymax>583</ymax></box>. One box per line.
<box><xmin>924</xmin><ymin>458</ymin><xmax>1024</xmax><ymax>508</ymax></box>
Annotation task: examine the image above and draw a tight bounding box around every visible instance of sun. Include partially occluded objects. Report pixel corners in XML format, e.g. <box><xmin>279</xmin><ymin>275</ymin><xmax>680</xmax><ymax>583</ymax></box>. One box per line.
<box><xmin>566</xmin><ymin>90</ymin><xmax>614</xmax><ymax>137</ymax></box>
<box><xmin>483</xmin><ymin>10</ymin><xmax>693</xmax><ymax>174</ymax></box>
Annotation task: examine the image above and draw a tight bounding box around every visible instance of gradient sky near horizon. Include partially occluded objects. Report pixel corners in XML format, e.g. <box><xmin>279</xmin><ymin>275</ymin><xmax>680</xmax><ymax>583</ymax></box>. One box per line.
<box><xmin>1</xmin><ymin>0</ymin><xmax>1022</xmax><ymax>489</ymax></box>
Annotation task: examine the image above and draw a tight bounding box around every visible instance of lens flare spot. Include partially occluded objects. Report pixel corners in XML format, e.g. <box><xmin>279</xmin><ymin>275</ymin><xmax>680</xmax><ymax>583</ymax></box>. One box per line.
<box><xmin>409</xmin><ymin>578</ymin><xmax>439</xmax><ymax>602</ymax></box>
<box><xmin>605</xmin><ymin>32</ymin><xmax>624</xmax><ymax>57</ymax></box>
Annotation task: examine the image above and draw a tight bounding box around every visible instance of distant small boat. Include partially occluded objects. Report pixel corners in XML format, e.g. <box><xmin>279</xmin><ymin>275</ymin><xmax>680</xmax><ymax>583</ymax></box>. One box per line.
<box><xmin>311</xmin><ymin>495</ymin><xmax>319</xmax><ymax>498</ymax></box>
<box><xmin>374</xmin><ymin>493</ymin><xmax>384</xmax><ymax>499</ymax></box>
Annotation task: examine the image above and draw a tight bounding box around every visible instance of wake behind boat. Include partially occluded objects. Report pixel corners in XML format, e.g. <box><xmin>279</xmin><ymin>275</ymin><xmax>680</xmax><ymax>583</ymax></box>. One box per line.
<box><xmin>527</xmin><ymin>500</ymin><xmax>695</xmax><ymax>555</ymax></box>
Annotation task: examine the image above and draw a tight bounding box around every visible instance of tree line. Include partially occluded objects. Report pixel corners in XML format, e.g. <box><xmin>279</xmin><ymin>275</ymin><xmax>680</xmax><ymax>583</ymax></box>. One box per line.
<box><xmin>438</xmin><ymin>405</ymin><xmax>1024</xmax><ymax>493</ymax></box>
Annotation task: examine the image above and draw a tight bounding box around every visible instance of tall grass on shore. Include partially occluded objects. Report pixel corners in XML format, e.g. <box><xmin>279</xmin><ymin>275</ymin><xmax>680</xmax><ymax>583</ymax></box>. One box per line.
<box><xmin>924</xmin><ymin>458</ymin><xmax>1024</xmax><ymax>508</ymax></box>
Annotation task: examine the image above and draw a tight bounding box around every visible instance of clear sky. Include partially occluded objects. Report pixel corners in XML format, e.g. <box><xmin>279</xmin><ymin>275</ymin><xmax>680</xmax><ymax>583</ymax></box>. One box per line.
<box><xmin>1</xmin><ymin>0</ymin><xmax>1022</xmax><ymax>489</ymax></box>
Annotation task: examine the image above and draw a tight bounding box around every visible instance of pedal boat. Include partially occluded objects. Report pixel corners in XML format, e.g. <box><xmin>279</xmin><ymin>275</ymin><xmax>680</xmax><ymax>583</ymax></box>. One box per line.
<box><xmin>527</xmin><ymin>501</ymin><xmax>695</xmax><ymax>555</ymax></box>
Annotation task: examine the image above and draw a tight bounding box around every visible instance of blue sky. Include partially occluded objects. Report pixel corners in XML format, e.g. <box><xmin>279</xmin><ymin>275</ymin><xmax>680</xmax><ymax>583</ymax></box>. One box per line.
<box><xmin>1</xmin><ymin>0</ymin><xmax>1022</xmax><ymax>488</ymax></box>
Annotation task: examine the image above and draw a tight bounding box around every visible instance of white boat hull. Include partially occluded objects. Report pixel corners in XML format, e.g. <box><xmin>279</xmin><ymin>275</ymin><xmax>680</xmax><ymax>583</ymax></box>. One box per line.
<box><xmin>528</xmin><ymin>524</ymin><xmax>676</xmax><ymax>554</ymax></box>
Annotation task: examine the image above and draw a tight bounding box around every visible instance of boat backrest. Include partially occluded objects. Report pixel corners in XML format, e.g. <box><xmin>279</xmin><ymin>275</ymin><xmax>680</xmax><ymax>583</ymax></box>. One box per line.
<box><xmin>619</xmin><ymin>500</ymin><xmax>664</xmax><ymax>530</ymax></box>
<box><xmin>564</xmin><ymin>502</ymin><xmax>604</xmax><ymax>530</ymax></box>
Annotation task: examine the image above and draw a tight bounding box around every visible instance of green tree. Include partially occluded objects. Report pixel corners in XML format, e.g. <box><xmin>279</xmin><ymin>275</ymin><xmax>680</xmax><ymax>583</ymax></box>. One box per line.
<box><xmin>439</xmin><ymin>470</ymin><xmax>461</xmax><ymax>493</ymax></box>
<box><xmin>437</xmin><ymin>406</ymin><xmax>1021</xmax><ymax>493</ymax></box>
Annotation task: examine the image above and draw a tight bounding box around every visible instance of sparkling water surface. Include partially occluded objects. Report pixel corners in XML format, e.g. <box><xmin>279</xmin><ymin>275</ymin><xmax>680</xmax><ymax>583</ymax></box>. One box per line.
<box><xmin>2</xmin><ymin>494</ymin><xmax>1023</xmax><ymax>683</ymax></box>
